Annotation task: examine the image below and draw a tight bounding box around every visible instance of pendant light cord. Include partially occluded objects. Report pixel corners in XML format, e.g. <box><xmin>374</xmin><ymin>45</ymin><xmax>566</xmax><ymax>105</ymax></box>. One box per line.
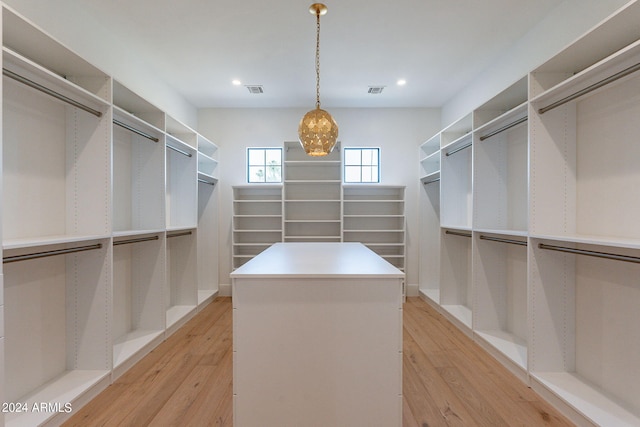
<box><xmin>315</xmin><ymin>10</ymin><xmax>321</xmax><ymax>109</ymax></box>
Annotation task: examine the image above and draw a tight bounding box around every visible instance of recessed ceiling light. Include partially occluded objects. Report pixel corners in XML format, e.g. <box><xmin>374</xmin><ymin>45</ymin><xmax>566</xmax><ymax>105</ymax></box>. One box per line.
<box><xmin>397</xmin><ymin>79</ymin><xmax>407</xmax><ymax>86</ymax></box>
<box><xmin>232</xmin><ymin>79</ymin><xmax>242</xmax><ymax>86</ymax></box>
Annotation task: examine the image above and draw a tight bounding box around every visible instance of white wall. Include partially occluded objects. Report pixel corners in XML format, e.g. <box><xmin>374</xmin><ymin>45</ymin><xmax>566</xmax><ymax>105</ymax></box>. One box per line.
<box><xmin>4</xmin><ymin>0</ymin><xmax>197</xmax><ymax>127</ymax></box>
<box><xmin>197</xmin><ymin>108</ymin><xmax>441</xmax><ymax>294</ymax></box>
<box><xmin>441</xmin><ymin>0</ymin><xmax>630</xmax><ymax>125</ymax></box>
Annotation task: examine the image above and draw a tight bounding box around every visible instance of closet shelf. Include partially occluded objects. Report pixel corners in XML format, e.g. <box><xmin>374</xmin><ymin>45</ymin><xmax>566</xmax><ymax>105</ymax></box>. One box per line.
<box><xmin>421</xmin><ymin>171</ymin><xmax>441</xmax><ymax>185</ymax></box>
<box><xmin>3</xmin><ymin>234</ymin><xmax>109</xmax><ymax>251</ymax></box>
<box><xmin>529</xmin><ymin>233</ymin><xmax>640</xmax><ymax>250</ymax></box>
<box><xmin>531</xmin><ymin>38</ymin><xmax>640</xmax><ymax>113</ymax></box>
<box><xmin>5</xmin><ymin>370</ymin><xmax>110</xmax><ymax>427</ymax></box>
<box><xmin>532</xmin><ymin>372</ymin><xmax>640</xmax><ymax>427</ymax></box>
<box><xmin>475</xmin><ymin>102</ymin><xmax>527</xmax><ymax>141</ymax></box>
<box><xmin>475</xmin><ymin>330</ymin><xmax>527</xmax><ymax>371</ymax></box>
<box><xmin>3</xmin><ymin>47</ymin><xmax>110</xmax><ymax>109</ymax></box>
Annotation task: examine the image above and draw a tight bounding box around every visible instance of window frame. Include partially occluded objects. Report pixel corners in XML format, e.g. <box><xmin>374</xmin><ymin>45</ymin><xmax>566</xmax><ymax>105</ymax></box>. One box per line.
<box><xmin>246</xmin><ymin>147</ymin><xmax>283</xmax><ymax>183</ymax></box>
<box><xmin>343</xmin><ymin>147</ymin><xmax>381</xmax><ymax>183</ymax></box>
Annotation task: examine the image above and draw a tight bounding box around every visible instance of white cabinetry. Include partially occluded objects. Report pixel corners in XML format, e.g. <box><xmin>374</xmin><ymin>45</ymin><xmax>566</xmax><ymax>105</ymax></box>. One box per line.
<box><xmin>342</xmin><ymin>186</ymin><xmax>405</xmax><ymax>271</ymax></box>
<box><xmin>232</xmin><ymin>186</ymin><xmax>283</xmax><ymax>269</ymax></box>
<box><xmin>284</xmin><ymin>141</ymin><xmax>342</xmax><ymax>242</ymax></box>
<box><xmin>419</xmin><ymin>2</ymin><xmax>640</xmax><ymax>425</ymax></box>
<box><xmin>527</xmin><ymin>3</ymin><xmax>640</xmax><ymax>423</ymax></box>
<box><xmin>0</xmin><ymin>5</ymin><xmax>219</xmax><ymax>425</ymax></box>
<box><xmin>197</xmin><ymin>134</ymin><xmax>219</xmax><ymax>307</ymax></box>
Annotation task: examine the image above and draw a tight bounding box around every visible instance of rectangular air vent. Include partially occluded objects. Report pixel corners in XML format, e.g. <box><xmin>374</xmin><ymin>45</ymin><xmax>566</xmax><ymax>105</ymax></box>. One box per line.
<box><xmin>368</xmin><ymin>86</ymin><xmax>385</xmax><ymax>94</ymax></box>
<box><xmin>245</xmin><ymin>85</ymin><xmax>264</xmax><ymax>94</ymax></box>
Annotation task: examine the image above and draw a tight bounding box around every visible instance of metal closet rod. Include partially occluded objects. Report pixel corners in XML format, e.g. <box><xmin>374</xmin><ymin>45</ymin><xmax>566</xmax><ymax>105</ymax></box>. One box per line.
<box><xmin>480</xmin><ymin>235</ymin><xmax>527</xmax><ymax>246</ymax></box>
<box><xmin>3</xmin><ymin>68</ymin><xmax>102</xmax><ymax>117</ymax></box>
<box><xmin>539</xmin><ymin>243</ymin><xmax>640</xmax><ymax>264</ymax></box>
<box><xmin>113</xmin><ymin>235</ymin><xmax>159</xmax><ymax>246</ymax></box>
<box><xmin>445</xmin><ymin>142</ymin><xmax>472</xmax><ymax>157</ymax></box>
<box><xmin>198</xmin><ymin>178</ymin><xmax>216</xmax><ymax>186</ymax></box>
<box><xmin>3</xmin><ymin>243</ymin><xmax>102</xmax><ymax>264</ymax></box>
<box><xmin>167</xmin><ymin>231</ymin><xmax>192</xmax><ymax>239</ymax></box>
<box><xmin>113</xmin><ymin>119</ymin><xmax>159</xmax><ymax>142</ymax></box>
<box><xmin>167</xmin><ymin>144</ymin><xmax>193</xmax><ymax>157</ymax></box>
<box><xmin>538</xmin><ymin>61</ymin><xmax>640</xmax><ymax>114</ymax></box>
<box><xmin>445</xmin><ymin>230</ymin><xmax>471</xmax><ymax>238</ymax></box>
<box><xmin>423</xmin><ymin>177</ymin><xmax>440</xmax><ymax>185</ymax></box>
<box><xmin>479</xmin><ymin>116</ymin><xmax>528</xmax><ymax>141</ymax></box>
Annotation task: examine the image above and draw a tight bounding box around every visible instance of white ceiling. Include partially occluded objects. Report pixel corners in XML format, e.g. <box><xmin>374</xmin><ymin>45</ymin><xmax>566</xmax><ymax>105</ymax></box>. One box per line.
<box><xmin>75</xmin><ymin>0</ymin><xmax>565</xmax><ymax>109</ymax></box>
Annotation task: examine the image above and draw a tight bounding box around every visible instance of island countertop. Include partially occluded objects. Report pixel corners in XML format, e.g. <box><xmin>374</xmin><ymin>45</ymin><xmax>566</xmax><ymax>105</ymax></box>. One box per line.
<box><xmin>229</xmin><ymin>242</ymin><xmax>405</xmax><ymax>279</ymax></box>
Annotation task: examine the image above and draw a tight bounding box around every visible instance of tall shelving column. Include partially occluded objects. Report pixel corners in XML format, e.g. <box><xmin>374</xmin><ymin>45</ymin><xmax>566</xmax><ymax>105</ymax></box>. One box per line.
<box><xmin>164</xmin><ymin>116</ymin><xmax>198</xmax><ymax>336</ymax></box>
<box><xmin>471</xmin><ymin>77</ymin><xmax>529</xmax><ymax>382</ymax></box>
<box><xmin>232</xmin><ymin>186</ymin><xmax>283</xmax><ymax>269</ymax></box>
<box><xmin>342</xmin><ymin>185</ymin><xmax>406</xmax><ymax>271</ymax></box>
<box><xmin>418</xmin><ymin>133</ymin><xmax>441</xmax><ymax>304</ymax></box>
<box><xmin>528</xmin><ymin>2</ymin><xmax>640</xmax><ymax>424</ymax></box>
<box><xmin>2</xmin><ymin>5</ymin><xmax>112</xmax><ymax>426</ymax></box>
<box><xmin>439</xmin><ymin>114</ymin><xmax>473</xmax><ymax>333</ymax></box>
<box><xmin>197</xmin><ymin>134</ymin><xmax>219</xmax><ymax>307</ymax></box>
<box><xmin>111</xmin><ymin>82</ymin><xmax>166</xmax><ymax>379</ymax></box>
<box><xmin>283</xmin><ymin>141</ymin><xmax>342</xmax><ymax>242</ymax></box>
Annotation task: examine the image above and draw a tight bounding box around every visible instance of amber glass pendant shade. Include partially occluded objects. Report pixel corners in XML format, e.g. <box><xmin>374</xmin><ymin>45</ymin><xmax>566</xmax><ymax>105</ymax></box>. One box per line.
<box><xmin>298</xmin><ymin>107</ymin><xmax>338</xmax><ymax>156</ymax></box>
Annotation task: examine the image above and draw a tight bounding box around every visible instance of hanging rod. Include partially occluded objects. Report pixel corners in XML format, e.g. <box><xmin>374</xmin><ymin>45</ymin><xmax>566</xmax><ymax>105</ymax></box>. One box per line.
<box><xmin>3</xmin><ymin>68</ymin><xmax>102</xmax><ymax>117</ymax></box>
<box><xmin>167</xmin><ymin>144</ymin><xmax>193</xmax><ymax>157</ymax></box>
<box><xmin>538</xmin><ymin>61</ymin><xmax>640</xmax><ymax>114</ymax></box>
<box><xmin>113</xmin><ymin>119</ymin><xmax>159</xmax><ymax>142</ymax></box>
<box><xmin>445</xmin><ymin>230</ymin><xmax>471</xmax><ymax>238</ymax></box>
<box><xmin>539</xmin><ymin>243</ymin><xmax>640</xmax><ymax>264</ymax></box>
<box><xmin>480</xmin><ymin>235</ymin><xmax>527</xmax><ymax>246</ymax></box>
<box><xmin>479</xmin><ymin>116</ymin><xmax>528</xmax><ymax>141</ymax></box>
<box><xmin>113</xmin><ymin>235</ymin><xmax>159</xmax><ymax>246</ymax></box>
<box><xmin>423</xmin><ymin>177</ymin><xmax>440</xmax><ymax>185</ymax></box>
<box><xmin>167</xmin><ymin>231</ymin><xmax>193</xmax><ymax>239</ymax></box>
<box><xmin>3</xmin><ymin>243</ymin><xmax>102</xmax><ymax>264</ymax></box>
<box><xmin>198</xmin><ymin>178</ymin><xmax>216</xmax><ymax>186</ymax></box>
<box><xmin>445</xmin><ymin>142</ymin><xmax>472</xmax><ymax>157</ymax></box>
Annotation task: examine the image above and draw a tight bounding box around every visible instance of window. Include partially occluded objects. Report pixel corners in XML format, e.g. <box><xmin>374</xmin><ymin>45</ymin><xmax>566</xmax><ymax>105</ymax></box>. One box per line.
<box><xmin>247</xmin><ymin>148</ymin><xmax>282</xmax><ymax>183</ymax></box>
<box><xmin>344</xmin><ymin>148</ymin><xmax>380</xmax><ymax>183</ymax></box>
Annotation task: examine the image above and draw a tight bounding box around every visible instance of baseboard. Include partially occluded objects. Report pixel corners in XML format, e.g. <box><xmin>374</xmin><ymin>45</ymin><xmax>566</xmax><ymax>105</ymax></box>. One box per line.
<box><xmin>219</xmin><ymin>282</ymin><xmax>232</xmax><ymax>296</ymax></box>
<box><xmin>406</xmin><ymin>283</ymin><xmax>419</xmax><ymax>297</ymax></box>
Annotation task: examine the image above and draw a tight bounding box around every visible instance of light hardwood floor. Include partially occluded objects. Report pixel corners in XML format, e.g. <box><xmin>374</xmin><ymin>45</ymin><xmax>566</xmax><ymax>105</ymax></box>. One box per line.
<box><xmin>64</xmin><ymin>297</ymin><xmax>573</xmax><ymax>426</ymax></box>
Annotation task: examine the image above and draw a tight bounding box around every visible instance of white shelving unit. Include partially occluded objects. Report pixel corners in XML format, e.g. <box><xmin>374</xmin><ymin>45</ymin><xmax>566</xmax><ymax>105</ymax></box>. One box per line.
<box><xmin>473</xmin><ymin>230</ymin><xmax>528</xmax><ymax>381</ymax></box>
<box><xmin>440</xmin><ymin>114</ymin><xmax>473</xmax><ymax>230</ymax></box>
<box><xmin>166</xmin><ymin>131</ymin><xmax>198</xmax><ymax>231</ymax></box>
<box><xmin>3</xmin><ymin>239</ymin><xmax>111</xmax><ymax>427</ymax></box>
<box><xmin>1</xmin><ymin>5</ymin><xmax>220</xmax><ymax>425</ymax></box>
<box><xmin>112</xmin><ymin>233</ymin><xmax>165</xmax><ymax>379</ymax></box>
<box><xmin>527</xmin><ymin>3</ymin><xmax>640</xmax><ymax>424</ymax></box>
<box><xmin>112</xmin><ymin>105</ymin><xmax>165</xmax><ymax>235</ymax></box>
<box><xmin>419</xmin><ymin>133</ymin><xmax>441</xmax><ymax>185</ymax></box>
<box><xmin>284</xmin><ymin>141</ymin><xmax>342</xmax><ymax>242</ymax></box>
<box><xmin>165</xmin><ymin>229</ymin><xmax>198</xmax><ymax>335</ymax></box>
<box><xmin>232</xmin><ymin>186</ymin><xmax>283</xmax><ymax>269</ymax></box>
<box><xmin>342</xmin><ymin>186</ymin><xmax>406</xmax><ymax>272</ymax></box>
<box><xmin>419</xmin><ymin>133</ymin><xmax>441</xmax><ymax>304</ymax></box>
<box><xmin>197</xmin><ymin>135</ymin><xmax>219</xmax><ymax>307</ymax></box>
<box><xmin>439</xmin><ymin>228</ymin><xmax>473</xmax><ymax>332</ymax></box>
<box><xmin>419</xmin><ymin>2</ymin><xmax>640</xmax><ymax>425</ymax></box>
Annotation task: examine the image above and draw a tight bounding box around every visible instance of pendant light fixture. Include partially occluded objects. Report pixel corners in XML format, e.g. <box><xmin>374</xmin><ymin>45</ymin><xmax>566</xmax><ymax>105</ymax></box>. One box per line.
<box><xmin>298</xmin><ymin>3</ymin><xmax>338</xmax><ymax>157</ymax></box>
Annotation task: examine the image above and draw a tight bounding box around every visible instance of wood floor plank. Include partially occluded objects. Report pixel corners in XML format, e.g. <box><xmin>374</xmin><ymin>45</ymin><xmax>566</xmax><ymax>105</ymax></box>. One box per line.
<box><xmin>403</xmin><ymin>331</ymin><xmax>478</xmax><ymax>426</ymax></box>
<box><xmin>63</xmin><ymin>297</ymin><xmax>574</xmax><ymax>426</ymax></box>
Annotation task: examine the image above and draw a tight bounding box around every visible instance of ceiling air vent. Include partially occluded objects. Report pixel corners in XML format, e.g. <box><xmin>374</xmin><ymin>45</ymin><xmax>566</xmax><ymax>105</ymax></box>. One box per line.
<box><xmin>245</xmin><ymin>85</ymin><xmax>264</xmax><ymax>94</ymax></box>
<box><xmin>368</xmin><ymin>86</ymin><xmax>385</xmax><ymax>94</ymax></box>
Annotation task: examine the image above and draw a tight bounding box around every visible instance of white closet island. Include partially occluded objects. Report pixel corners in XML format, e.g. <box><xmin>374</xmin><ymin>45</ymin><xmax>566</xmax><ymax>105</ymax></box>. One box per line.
<box><xmin>230</xmin><ymin>242</ymin><xmax>404</xmax><ymax>427</ymax></box>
